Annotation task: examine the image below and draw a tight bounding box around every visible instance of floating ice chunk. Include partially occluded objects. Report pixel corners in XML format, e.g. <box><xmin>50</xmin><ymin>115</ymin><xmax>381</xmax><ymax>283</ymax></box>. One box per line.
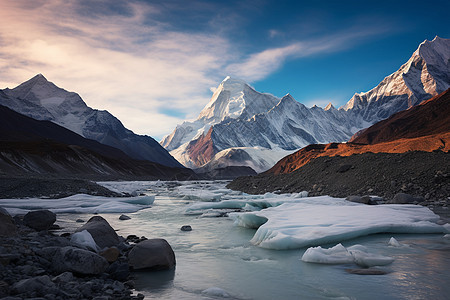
<box><xmin>348</xmin><ymin>245</ymin><xmax>394</xmax><ymax>267</ymax></box>
<box><xmin>231</xmin><ymin>213</ymin><xmax>268</xmax><ymax>229</ymax></box>
<box><xmin>200</xmin><ymin>210</ymin><xmax>229</xmax><ymax>218</ymax></box>
<box><xmin>444</xmin><ymin>223</ymin><xmax>450</xmax><ymax>232</ymax></box>
<box><xmin>234</xmin><ymin>199</ymin><xmax>446</xmax><ymax>250</ymax></box>
<box><xmin>301</xmin><ymin>243</ymin><xmax>354</xmax><ymax>264</ymax></box>
<box><xmin>70</xmin><ymin>230</ymin><xmax>99</xmax><ymax>252</ymax></box>
<box><xmin>302</xmin><ymin>243</ymin><xmax>394</xmax><ymax>267</ymax></box>
<box><xmin>121</xmin><ymin>195</ymin><xmax>155</xmax><ymax>205</ymax></box>
<box><xmin>202</xmin><ymin>287</ymin><xmax>231</xmax><ymax>298</ymax></box>
<box><xmin>182</xmin><ymin>190</ymin><xmax>222</xmax><ymax>202</ymax></box>
<box><xmin>292</xmin><ymin>191</ymin><xmax>309</xmax><ymax>198</ymax></box>
<box><xmin>388</xmin><ymin>237</ymin><xmax>402</xmax><ymax>247</ymax></box>
<box><xmin>0</xmin><ymin>194</ymin><xmax>153</xmax><ymax>215</ymax></box>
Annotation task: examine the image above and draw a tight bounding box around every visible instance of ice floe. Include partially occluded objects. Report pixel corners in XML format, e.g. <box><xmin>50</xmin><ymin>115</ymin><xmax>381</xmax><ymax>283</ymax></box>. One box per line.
<box><xmin>0</xmin><ymin>194</ymin><xmax>154</xmax><ymax>215</ymax></box>
<box><xmin>301</xmin><ymin>243</ymin><xmax>395</xmax><ymax>267</ymax></box>
<box><xmin>232</xmin><ymin>198</ymin><xmax>448</xmax><ymax>250</ymax></box>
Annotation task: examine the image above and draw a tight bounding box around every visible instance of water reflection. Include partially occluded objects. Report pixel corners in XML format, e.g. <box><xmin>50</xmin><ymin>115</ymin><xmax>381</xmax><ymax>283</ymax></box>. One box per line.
<box><xmin>133</xmin><ymin>268</ymin><xmax>176</xmax><ymax>292</ymax></box>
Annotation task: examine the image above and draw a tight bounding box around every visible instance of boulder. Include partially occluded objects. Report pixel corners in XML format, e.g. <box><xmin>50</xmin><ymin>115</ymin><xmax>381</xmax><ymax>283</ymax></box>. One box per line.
<box><xmin>99</xmin><ymin>247</ymin><xmax>120</xmax><ymax>263</ymax></box>
<box><xmin>52</xmin><ymin>271</ymin><xmax>74</xmax><ymax>283</ymax></box>
<box><xmin>387</xmin><ymin>193</ymin><xmax>420</xmax><ymax>204</ymax></box>
<box><xmin>12</xmin><ymin>275</ymin><xmax>55</xmax><ymax>295</ymax></box>
<box><xmin>52</xmin><ymin>246</ymin><xmax>109</xmax><ymax>275</ymax></box>
<box><xmin>23</xmin><ymin>209</ymin><xmax>56</xmax><ymax>231</ymax></box>
<box><xmin>346</xmin><ymin>196</ymin><xmax>366</xmax><ymax>204</ymax></box>
<box><xmin>181</xmin><ymin>225</ymin><xmax>192</xmax><ymax>231</ymax></box>
<box><xmin>0</xmin><ymin>207</ymin><xmax>16</xmax><ymax>236</ymax></box>
<box><xmin>75</xmin><ymin>216</ymin><xmax>119</xmax><ymax>249</ymax></box>
<box><xmin>337</xmin><ymin>164</ymin><xmax>352</xmax><ymax>173</ymax></box>
<box><xmin>346</xmin><ymin>195</ymin><xmax>376</xmax><ymax>205</ymax></box>
<box><xmin>128</xmin><ymin>239</ymin><xmax>176</xmax><ymax>270</ymax></box>
<box><xmin>107</xmin><ymin>261</ymin><xmax>130</xmax><ymax>281</ymax></box>
<box><xmin>119</xmin><ymin>214</ymin><xmax>131</xmax><ymax>220</ymax></box>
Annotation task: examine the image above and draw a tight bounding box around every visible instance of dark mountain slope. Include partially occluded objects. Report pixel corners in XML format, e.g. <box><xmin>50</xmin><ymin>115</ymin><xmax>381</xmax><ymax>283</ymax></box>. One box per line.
<box><xmin>0</xmin><ymin>104</ymin><xmax>195</xmax><ymax>180</ymax></box>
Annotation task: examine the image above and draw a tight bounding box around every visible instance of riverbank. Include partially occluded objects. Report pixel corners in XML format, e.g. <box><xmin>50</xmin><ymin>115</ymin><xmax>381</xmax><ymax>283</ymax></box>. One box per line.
<box><xmin>0</xmin><ymin>207</ymin><xmax>176</xmax><ymax>299</ymax></box>
<box><xmin>228</xmin><ymin>151</ymin><xmax>450</xmax><ymax>223</ymax></box>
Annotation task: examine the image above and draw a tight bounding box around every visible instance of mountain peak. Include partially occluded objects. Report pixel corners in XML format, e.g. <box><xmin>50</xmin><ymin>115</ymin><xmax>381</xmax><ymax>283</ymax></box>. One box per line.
<box><xmin>414</xmin><ymin>36</ymin><xmax>450</xmax><ymax>65</ymax></box>
<box><xmin>324</xmin><ymin>102</ymin><xmax>335</xmax><ymax>111</ymax></box>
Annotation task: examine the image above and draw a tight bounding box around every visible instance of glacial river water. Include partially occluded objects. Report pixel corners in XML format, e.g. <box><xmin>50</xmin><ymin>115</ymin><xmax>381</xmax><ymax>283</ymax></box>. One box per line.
<box><xmin>3</xmin><ymin>181</ymin><xmax>450</xmax><ymax>299</ymax></box>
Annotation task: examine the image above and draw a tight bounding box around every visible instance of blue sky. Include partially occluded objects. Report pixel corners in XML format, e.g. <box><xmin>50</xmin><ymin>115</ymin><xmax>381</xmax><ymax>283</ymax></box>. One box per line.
<box><xmin>0</xmin><ymin>0</ymin><xmax>449</xmax><ymax>139</ymax></box>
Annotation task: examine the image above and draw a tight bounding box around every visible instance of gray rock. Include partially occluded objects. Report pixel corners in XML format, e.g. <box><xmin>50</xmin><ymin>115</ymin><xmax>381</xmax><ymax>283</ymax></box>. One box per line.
<box><xmin>181</xmin><ymin>225</ymin><xmax>192</xmax><ymax>231</ymax></box>
<box><xmin>346</xmin><ymin>195</ymin><xmax>364</xmax><ymax>204</ymax></box>
<box><xmin>12</xmin><ymin>275</ymin><xmax>55</xmax><ymax>295</ymax></box>
<box><xmin>52</xmin><ymin>271</ymin><xmax>74</xmax><ymax>283</ymax></box>
<box><xmin>387</xmin><ymin>193</ymin><xmax>416</xmax><ymax>204</ymax></box>
<box><xmin>52</xmin><ymin>246</ymin><xmax>109</xmax><ymax>275</ymax></box>
<box><xmin>0</xmin><ymin>207</ymin><xmax>16</xmax><ymax>236</ymax></box>
<box><xmin>128</xmin><ymin>239</ymin><xmax>176</xmax><ymax>270</ymax></box>
<box><xmin>119</xmin><ymin>214</ymin><xmax>131</xmax><ymax>220</ymax></box>
<box><xmin>99</xmin><ymin>247</ymin><xmax>120</xmax><ymax>263</ymax></box>
<box><xmin>23</xmin><ymin>210</ymin><xmax>56</xmax><ymax>231</ymax></box>
<box><xmin>107</xmin><ymin>262</ymin><xmax>130</xmax><ymax>281</ymax></box>
<box><xmin>337</xmin><ymin>164</ymin><xmax>352</xmax><ymax>173</ymax></box>
<box><xmin>75</xmin><ymin>216</ymin><xmax>119</xmax><ymax>249</ymax></box>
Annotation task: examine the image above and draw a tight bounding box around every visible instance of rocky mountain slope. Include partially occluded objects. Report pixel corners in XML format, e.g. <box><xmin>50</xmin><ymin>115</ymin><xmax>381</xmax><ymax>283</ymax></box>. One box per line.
<box><xmin>0</xmin><ymin>75</ymin><xmax>182</xmax><ymax>168</ymax></box>
<box><xmin>265</xmin><ymin>88</ymin><xmax>450</xmax><ymax>176</ymax></box>
<box><xmin>162</xmin><ymin>36</ymin><xmax>450</xmax><ymax>173</ymax></box>
<box><xmin>0</xmin><ymin>104</ymin><xmax>195</xmax><ymax>180</ymax></box>
<box><xmin>227</xmin><ymin>88</ymin><xmax>450</xmax><ymax>204</ymax></box>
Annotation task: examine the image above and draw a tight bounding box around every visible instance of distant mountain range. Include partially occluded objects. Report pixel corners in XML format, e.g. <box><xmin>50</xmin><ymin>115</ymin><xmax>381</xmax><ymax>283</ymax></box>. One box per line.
<box><xmin>266</xmin><ymin>88</ymin><xmax>450</xmax><ymax>176</ymax></box>
<box><xmin>162</xmin><ymin>36</ymin><xmax>450</xmax><ymax>173</ymax></box>
<box><xmin>228</xmin><ymin>87</ymin><xmax>450</xmax><ymax>198</ymax></box>
<box><xmin>0</xmin><ymin>36</ymin><xmax>448</xmax><ymax>180</ymax></box>
<box><xmin>0</xmin><ymin>74</ymin><xmax>182</xmax><ymax>168</ymax></box>
<box><xmin>0</xmin><ymin>103</ymin><xmax>194</xmax><ymax>180</ymax></box>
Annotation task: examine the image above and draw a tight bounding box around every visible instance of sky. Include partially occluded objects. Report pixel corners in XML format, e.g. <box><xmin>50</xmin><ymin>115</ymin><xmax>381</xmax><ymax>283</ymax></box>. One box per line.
<box><xmin>0</xmin><ymin>0</ymin><xmax>449</xmax><ymax>140</ymax></box>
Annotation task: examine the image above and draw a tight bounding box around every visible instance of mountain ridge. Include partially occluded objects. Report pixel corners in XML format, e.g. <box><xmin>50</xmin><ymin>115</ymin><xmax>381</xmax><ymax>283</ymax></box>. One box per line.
<box><xmin>162</xmin><ymin>36</ymin><xmax>450</xmax><ymax>173</ymax></box>
<box><xmin>1</xmin><ymin>75</ymin><xmax>183</xmax><ymax>168</ymax></box>
<box><xmin>0</xmin><ymin>104</ymin><xmax>195</xmax><ymax>180</ymax></box>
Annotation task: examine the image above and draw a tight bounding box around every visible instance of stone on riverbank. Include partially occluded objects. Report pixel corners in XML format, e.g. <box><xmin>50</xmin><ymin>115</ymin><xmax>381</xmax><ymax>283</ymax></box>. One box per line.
<box><xmin>23</xmin><ymin>209</ymin><xmax>56</xmax><ymax>231</ymax></box>
<box><xmin>75</xmin><ymin>216</ymin><xmax>119</xmax><ymax>249</ymax></box>
<box><xmin>0</xmin><ymin>207</ymin><xmax>16</xmax><ymax>236</ymax></box>
<box><xmin>52</xmin><ymin>246</ymin><xmax>109</xmax><ymax>275</ymax></box>
<box><xmin>128</xmin><ymin>239</ymin><xmax>176</xmax><ymax>270</ymax></box>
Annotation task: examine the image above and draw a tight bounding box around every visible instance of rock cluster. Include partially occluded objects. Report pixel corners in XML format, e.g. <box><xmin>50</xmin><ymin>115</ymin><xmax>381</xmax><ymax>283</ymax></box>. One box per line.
<box><xmin>0</xmin><ymin>209</ymin><xmax>176</xmax><ymax>299</ymax></box>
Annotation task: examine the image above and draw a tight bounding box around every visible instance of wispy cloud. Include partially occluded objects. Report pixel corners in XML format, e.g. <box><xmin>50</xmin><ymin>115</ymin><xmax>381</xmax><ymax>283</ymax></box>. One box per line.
<box><xmin>0</xmin><ymin>0</ymin><xmax>393</xmax><ymax>139</ymax></box>
<box><xmin>0</xmin><ymin>0</ymin><xmax>230</xmax><ymax>138</ymax></box>
<box><xmin>226</xmin><ymin>27</ymin><xmax>391</xmax><ymax>82</ymax></box>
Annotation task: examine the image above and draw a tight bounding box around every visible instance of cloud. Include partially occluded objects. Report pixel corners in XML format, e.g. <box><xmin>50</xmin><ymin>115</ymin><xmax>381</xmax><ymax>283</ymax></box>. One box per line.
<box><xmin>0</xmin><ymin>0</ymin><xmax>393</xmax><ymax>140</ymax></box>
<box><xmin>225</xmin><ymin>27</ymin><xmax>391</xmax><ymax>82</ymax></box>
<box><xmin>0</xmin><ymin>0</ymin><xmax>229</xmax><ymax>139</ymax></box>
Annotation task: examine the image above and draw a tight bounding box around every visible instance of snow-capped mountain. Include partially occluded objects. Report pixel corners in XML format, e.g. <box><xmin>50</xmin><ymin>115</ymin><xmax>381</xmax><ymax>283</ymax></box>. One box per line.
<box><xmin>341</xmin><ymin>36</ymin><xmax>450</xmax><ymax>121</ymax></box>
<box><xmin>0</xmin><ymin>74</ymin><xmax>183</xmax><ymax>168</ymax></box>
<box><xmin>162</xmin><ymin>36</ymin><xmax>450</xmax><ymax>172</ymax></box>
